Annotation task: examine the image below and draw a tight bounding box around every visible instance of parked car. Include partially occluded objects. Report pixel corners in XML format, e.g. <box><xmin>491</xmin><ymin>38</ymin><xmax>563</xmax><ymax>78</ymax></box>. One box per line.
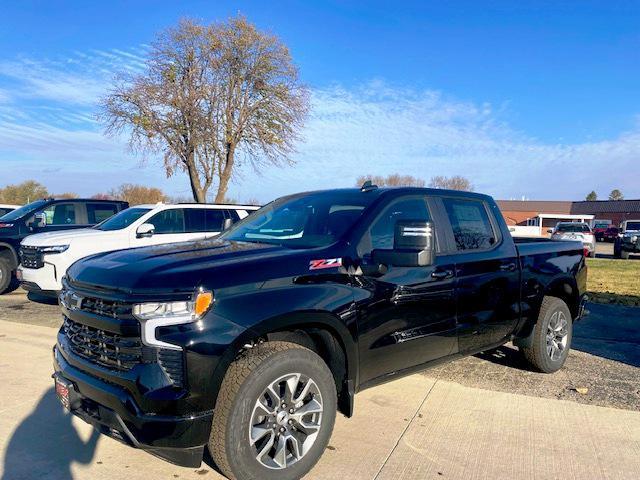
<box><xmin>614</xmin><ymin>219</ymin><xmax>640</xmax><ymax>259</ymax></box>
<box><xmin>592</xmin><ymin>220</ymin><xmax>612</xmax><ymax>242</ymax></box>
<box><xmin>0</xmin><ymin>204</ymin><xmax>20</xmax><ymax>217</ymax></box>
<box><xmin>52</xmin><ymin>186</ymin><xmax>587</xmax><ymax>479</ymax></box>
<box><xmin>18</xmin><ymin>203</ymin><xmax>259</xmax><ymax>297</ymax></box>
<box><xmin>602</xmin><ymin>226</ymin><xmax>620</xmax><ymax>242</ymax></box>
<box><xmin>0</xmin><ymin>198</ymin><xmax>128</xmax><ymax>294</ymax></box>
<box><xmin>549</xmin><ymin>222</ymin><xmax>596</xmax><ymax>257</ymax></box>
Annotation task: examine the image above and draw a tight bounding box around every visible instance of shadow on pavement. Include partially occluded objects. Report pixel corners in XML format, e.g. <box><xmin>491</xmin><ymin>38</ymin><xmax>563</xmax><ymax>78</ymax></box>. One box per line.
<box><xmin>2</xmin><ymin>388</ymin><xmax>100</xmax><ymax>480</ymax></box>
<box><xmin>477</xmin><ymin>302</ymin><xmax>640</xmax><ymax>370</ymax></box>
<box><xmin>572</xmin><ymin>302</ymin><xmax>640</xmax><ymax>368</ymax></box>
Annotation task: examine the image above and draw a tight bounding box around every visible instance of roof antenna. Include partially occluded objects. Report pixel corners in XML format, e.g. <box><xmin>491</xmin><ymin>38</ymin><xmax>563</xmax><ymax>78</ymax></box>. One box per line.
<box><xmin>361</xmin><ymin>180</ymin><xmax>378</xmax><ymax>192</ymax></box>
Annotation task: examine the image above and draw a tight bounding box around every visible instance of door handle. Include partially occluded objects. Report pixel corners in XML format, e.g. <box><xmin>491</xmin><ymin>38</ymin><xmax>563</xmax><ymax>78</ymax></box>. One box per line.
<box><xmin>431</xmin><ymin>269</ymin><xmax>453</xmax><ymax>280</ymax></box>
<box><xmin>500</xmin><ymin>263</ymin><xmax>517</xmax><ymax>272</ymax></box>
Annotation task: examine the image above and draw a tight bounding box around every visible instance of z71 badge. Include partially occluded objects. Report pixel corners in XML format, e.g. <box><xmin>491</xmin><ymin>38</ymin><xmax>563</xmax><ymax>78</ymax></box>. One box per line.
<box><xmin>309</xmin><ymin>258</ymin><xmax>342</xmax><ymax>270</ymax></box>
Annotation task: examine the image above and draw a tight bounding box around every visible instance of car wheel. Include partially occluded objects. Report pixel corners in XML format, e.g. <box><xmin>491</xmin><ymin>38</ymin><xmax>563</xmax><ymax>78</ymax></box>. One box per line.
<box><xmin>621</xmin><ymin>250</ymin><xmax>630</xmax><ymax>260</ymax></box>
<box><xmin>588</xmin><ymin>250</ymin><xmax>596</xmax><ymax>258</ymax></box>
<box><xmin>0</xmin><ymin>258</ymin><xmax>14</xmax><ymax>294</ymax></box>
<box><xmin>210</xmin><ymin>341</ymin><xmax>337</xmax><ymax>480</ymax></box>
<box><xmin>520</xmin><ymin>296</ymin><xmax>573</xmax><ymax>373</ymax></box>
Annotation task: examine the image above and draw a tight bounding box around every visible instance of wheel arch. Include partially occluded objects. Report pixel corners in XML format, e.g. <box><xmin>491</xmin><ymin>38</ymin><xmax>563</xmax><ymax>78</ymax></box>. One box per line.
<box><xmin>0</xmin><ymin>242</ymin><xmax>18</xmax><ymax>268</ymax></box>
<box><xmin>212</xmin><ymin>311</ymin><xmax>358</xmax><ymax>418</ymax></box>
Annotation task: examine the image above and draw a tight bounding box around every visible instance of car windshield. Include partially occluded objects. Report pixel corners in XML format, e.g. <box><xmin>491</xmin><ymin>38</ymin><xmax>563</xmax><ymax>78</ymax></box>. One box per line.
<box><xmin>219</xmin><ymin>191</ymin><xmax>376</xmax><ymax>248</ymax></box>
<box><xmin>93</xmin><ymin>207</ymin><xmax>151</xmax><ymax>231</ymax></box>
<box><xmin>625</xmin><ymin>221</ymin><xmax>640</xmax><ymax>231</ymax></box>
<box><xmin>0</xmin><ymin>199</ymin><xmax>47</xmax><ymax>222</ymax></box>
<box><xmin>556</xmin><ymin>223</ymin><xmax>590</xmax><ymax>233</ymax></box>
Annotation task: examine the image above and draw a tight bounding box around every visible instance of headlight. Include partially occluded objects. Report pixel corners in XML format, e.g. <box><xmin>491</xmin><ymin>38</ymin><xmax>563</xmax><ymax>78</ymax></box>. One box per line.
<box><xmin>133</xmin><ymin>289</ymin><xmax>213</xmax><ymax>350</ymax></box>
<box><xmin>40</xmin><ymin>245</ymin><xmax>69</xmax><ymax>254</ymax></box>
<box><xmin>632</xmin><ymin>235</ymin><xmax>638</xmax><ymax>243</ymax></box>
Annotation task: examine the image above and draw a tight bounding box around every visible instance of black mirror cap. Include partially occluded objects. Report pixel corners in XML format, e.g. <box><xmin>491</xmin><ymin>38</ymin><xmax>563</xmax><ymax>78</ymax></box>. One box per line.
<box><xmin>372</xmin><ymin>220</ymin><xmax>435</xmax><ymax>267</ymax></box>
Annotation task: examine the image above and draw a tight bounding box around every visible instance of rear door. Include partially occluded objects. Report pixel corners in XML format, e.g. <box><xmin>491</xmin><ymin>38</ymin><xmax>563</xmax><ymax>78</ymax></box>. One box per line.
<box><xmin>440</xmin><ymin>197</ymin><xmax>520</xmax><ymax>353</ymax></box>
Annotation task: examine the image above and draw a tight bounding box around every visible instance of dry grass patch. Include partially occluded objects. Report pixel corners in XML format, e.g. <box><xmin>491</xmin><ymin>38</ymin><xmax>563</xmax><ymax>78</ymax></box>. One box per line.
<box><xmin>586</xmin><ymin>258</ymin><xmax>640</xmax><ymax>306</ymax></box>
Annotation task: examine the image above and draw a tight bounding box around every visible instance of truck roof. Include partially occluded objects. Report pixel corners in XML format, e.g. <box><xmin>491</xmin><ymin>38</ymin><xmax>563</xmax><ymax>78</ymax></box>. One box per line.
<box><xmin>284</xmin><ymin>186</ymin><xmax>493</xmax><ymax>202</ymax></box>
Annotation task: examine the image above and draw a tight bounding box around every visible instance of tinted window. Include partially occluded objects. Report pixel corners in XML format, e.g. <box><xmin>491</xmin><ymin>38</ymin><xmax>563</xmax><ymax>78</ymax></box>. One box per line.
<box><xmin>443</xmin><ymin>198</ymin><xmax>496</xmax><ymax>251</ymax></box>
<box><xmin>148</xmin><ymin>209</ymin><xmax>185</xmax><ymax>234</ymax></box>
<box><xmin>87</xmin><ymin>203</ymin><xmax>118</xmax><ymax>224</ymax></box>
<box><xmin>0</xmin><ymin>207</ymin><xmax>14</xmax><ymax>217</ymax></box>
<box><xmin>95</xmin><ymin>207</ymin><xmax>151</xmax><ymax>231</ymax></box>
<box><xmin>205</xmin><ymin>209</ymin><xmax>226</xmax><ymax>231</ymax></box>
<box><xmin>0</xmin><ymin>200</ymin><xmax>47</xmax><ymax>221</ymax></box>
<box><xmin>626</xmin><ymin>221</ymin><xmax>640</xmax><ymax>231</ymax></box>
<box><xmin>359</xmin><ymin>197</ymin><xmax>430</xmax><ymax>255</ymax></box>
<box><xmin>220</xmin><ymin>191</ymin><xmax>375</xmax><ymax>248</ymax></box>
<box><xmin>41</xmin><ymin>203</ymin><xmax>77</xmax><ymax>226</ymax></box>
<box><xmin>556</xmin><ymin>223</ymin><xmax>591</xmax><ymax>233</ymax></box>
<box><xmin>185</xmin><ymin>209</ymin><xmax>206</xmax><ymax>233</ymax></box>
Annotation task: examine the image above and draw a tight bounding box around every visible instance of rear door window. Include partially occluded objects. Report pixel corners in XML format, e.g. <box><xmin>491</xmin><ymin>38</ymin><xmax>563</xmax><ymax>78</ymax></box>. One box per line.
<box><xmin>205</xmin><ymin>209</ymin><xmax>226</xmax><ymax>231</ymax></box>
<box><xmin>87</xmin><ymin>203</ymin><xmax>118</xmax><ymax>224</ymax></box>
<box><xmin>442</xmin><ymin>198</ymin><xmax>497</xmax><ymax>251</ymax></box>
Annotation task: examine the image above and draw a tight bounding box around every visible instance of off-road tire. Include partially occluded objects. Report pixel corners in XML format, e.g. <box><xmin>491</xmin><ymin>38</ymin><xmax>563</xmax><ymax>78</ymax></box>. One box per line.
<box><xmin>209</xmin><ymin>341</ymin><xmax>337</xmax><ymax>480</ymax></box>
<box><xmin>520</xmin><ymin>296</ymin><xmax>573</xmax><ymax>373</ymax></box>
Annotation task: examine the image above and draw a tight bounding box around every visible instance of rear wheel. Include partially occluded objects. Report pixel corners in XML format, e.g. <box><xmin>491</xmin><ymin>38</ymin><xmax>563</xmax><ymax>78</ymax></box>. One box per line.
<box><xmin>210</xmin><ymin>341</ymin><xmax>337</xmax><ymax>480</ymax></box>
<box><xmin>520</xmin><ymin>296</ymin><xmax>572</xmax><ymax>373</ymax></box>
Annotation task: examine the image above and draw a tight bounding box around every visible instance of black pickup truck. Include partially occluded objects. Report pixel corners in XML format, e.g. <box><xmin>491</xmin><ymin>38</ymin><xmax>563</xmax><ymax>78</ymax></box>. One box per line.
<box><xmin>53</xmin><ymin>186</ymin><xmax>587</xmax><ymax>480</ymax></box>
<box><xmin>0</xmin><ymin>198</ymin><xmax>128</xmax><ymax>294</ymax></box>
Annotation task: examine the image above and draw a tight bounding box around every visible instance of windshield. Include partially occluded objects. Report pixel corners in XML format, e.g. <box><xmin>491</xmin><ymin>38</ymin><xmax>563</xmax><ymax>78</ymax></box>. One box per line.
<box><xmin>94</xmin><ymin>207</ymin><xmax>151</xmax><ymax>231</ymax></box>
<box><xmin>625</xmin><ymin>221</ymin><xmax>640</xmax><ymax>231</ymax></box>
<box><xmin>556</xmin><ymin>223</ymin><xmax>590</xmax><ymax>233</ymax></box>
<box><xmin>219</xmin><ymin>191</ymin><xmax>376</xmax><ymax>248</ymax></box>
<box><xmin>0</xmin><ymin>200</ymin><xmax>47</xmax><ymax>222</ymax></box>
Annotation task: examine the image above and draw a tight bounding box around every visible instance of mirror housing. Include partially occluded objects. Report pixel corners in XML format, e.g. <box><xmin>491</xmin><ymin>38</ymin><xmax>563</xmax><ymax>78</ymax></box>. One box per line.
<box><xmin>372</xmin><ymin>220</ymin><xmax>435</xmax><ymax>267</ymax></box>
<box><xmin>222</xmin><ymin>218</ymin><xmax>233</xmax><ymax>231</ymax></box>
<box><xmin>136</xmin><ymin>223</ymin><xmax>155</xmax><ymax>238</ymax></box>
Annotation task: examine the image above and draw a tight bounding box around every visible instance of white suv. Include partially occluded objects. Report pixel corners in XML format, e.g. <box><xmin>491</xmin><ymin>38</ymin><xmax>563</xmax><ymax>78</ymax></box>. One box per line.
<box><xmin>18</xmin><ymin>203</ymin><xmax>259</xmax><ymax>295</ymax></box>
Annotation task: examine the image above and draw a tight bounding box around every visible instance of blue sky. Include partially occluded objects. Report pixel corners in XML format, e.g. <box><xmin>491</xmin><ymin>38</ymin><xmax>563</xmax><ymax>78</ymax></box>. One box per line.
<box><xmin>0</xmin><ymin>1</ymin><xmax>638</xmax><ymax>202</ymax></box>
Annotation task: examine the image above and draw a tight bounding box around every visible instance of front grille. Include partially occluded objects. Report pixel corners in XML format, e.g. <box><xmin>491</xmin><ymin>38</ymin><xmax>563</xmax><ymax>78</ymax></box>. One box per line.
<box><xmin>63</xmin><ymin>317</ymin><xmax>144</xmax><ymax>371</ymax></box>
<box><xmin>81</xmin><ymin>296</ymin><xmax>131</xmax><ymax>318</ymax></box>
<box><xmin>20</xmin><ymin>246</ymin><xmax>44</xmax><ymax>269</ymax></box>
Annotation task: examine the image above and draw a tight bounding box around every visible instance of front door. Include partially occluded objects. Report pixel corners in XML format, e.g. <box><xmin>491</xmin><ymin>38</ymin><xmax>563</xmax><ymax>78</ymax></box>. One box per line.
<box><xmin>355</xmin><ymin>196</ymin><xmax>458</xmax><ymax>386</ymax></box>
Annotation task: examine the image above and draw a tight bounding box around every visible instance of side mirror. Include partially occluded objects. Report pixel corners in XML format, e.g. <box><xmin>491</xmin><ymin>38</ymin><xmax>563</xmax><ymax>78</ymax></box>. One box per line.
<box><xmin>372</xmin><ymin>220</ymin><xmax>435</xmax><ymax>267</ymax></box>
<box><xmin>29</xmin><ymin>213</ymin><xmax>47</xmax><ymax>229</ymax></box>
<box><xmin>136</xmin><ymin>223</ymin><xmax>155</xmax><ymax>238</ymax></box>
<box><xmin>222</xmin><ymin>218</ymin><xmax>233</xmax><ymax>231</ymax></box>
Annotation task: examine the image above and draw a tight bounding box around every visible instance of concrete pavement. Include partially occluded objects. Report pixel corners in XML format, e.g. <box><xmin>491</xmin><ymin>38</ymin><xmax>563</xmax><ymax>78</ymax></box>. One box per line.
<box><xmin>1</xmin><ymin>321</ymin><xmax>639</xmax><ymax>480</ymax></box>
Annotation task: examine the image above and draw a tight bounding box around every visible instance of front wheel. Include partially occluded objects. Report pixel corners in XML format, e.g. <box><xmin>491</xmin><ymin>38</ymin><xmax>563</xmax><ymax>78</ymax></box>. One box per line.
<box><xmin>0</xmin><ymin>258</ymin><xmax>14</xmax><ymax>294</ymax></box>
<box><xmin>621</xmin><ymin>250</ymin><xmax>631</xmax><ymax>260</ymax></box>
<box><xmin>210</xmin><ymin>341</ymin><xmax>337</xmax><ymax>480</ymax></box>
<box><xmin>520</xmin><ymin>296</ymin><xmax>573</xmax><ymax>373</ymax></box>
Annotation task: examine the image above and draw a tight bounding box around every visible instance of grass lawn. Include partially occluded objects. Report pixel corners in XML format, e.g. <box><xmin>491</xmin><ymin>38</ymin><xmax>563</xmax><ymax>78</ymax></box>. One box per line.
<box><xmin>586</xmin><ymin>258</ymin><xmax>640</xmax><ymax>306</ymax></box>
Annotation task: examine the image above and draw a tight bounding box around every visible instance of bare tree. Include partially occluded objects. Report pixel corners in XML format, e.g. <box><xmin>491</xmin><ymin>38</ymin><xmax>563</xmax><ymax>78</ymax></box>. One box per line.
<box><xmin>429</xmin><ymin>175</ymin><xmax>473</xmax><ymax>191</ymax></box>
<box><xmin>356</xmin><ymin>174</ymin><xmax>425</xmax><ymax>187</ymax></box>
<box><xmin>109</xmin><ymin>184</ymin><xmax>166</xmax><ymax>205</ymax></box>
<box><xmin>101</xmin><ymin>16</ymin><xmax>309</xmax><ymax>203</ymax></box>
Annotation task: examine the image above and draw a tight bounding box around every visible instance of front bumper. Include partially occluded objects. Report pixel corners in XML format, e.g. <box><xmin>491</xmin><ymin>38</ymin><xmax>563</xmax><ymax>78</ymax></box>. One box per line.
<box><xmin>53</xmin><ymin>344</ymin><xmax>212</xmax><ymax>467</ymax></box>
<box><xmin>18</xmin><ymin>263</ymin><xmax>61</xmax><ymax>293</ymax></box>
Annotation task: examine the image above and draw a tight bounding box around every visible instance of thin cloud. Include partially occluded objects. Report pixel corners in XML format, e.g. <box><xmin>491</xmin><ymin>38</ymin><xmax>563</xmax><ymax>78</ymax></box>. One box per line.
<box><xmin>0</xmin><ymin>49</ymin><xmax>637</xmax><ymax>202</ymax></box>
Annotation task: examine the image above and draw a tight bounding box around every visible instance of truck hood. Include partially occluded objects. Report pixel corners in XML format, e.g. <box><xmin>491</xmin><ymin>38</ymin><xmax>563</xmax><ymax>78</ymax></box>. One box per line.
<box><xmin>66</xmin><ymin>238</ymin><xmax>334</xmax><ymax>295</ymax></box>
<box><xmin>22</xmin><ymin>228</ymin><xmax>118</xmax><ymax>246</ymax></box>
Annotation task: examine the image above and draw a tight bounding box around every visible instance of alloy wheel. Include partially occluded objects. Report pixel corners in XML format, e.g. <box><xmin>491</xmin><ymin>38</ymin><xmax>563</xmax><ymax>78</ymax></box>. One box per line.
<box><xmin>546</xmin><ymin>310</ymin><xmax>569</xmax><ymax>361</ymax></box>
